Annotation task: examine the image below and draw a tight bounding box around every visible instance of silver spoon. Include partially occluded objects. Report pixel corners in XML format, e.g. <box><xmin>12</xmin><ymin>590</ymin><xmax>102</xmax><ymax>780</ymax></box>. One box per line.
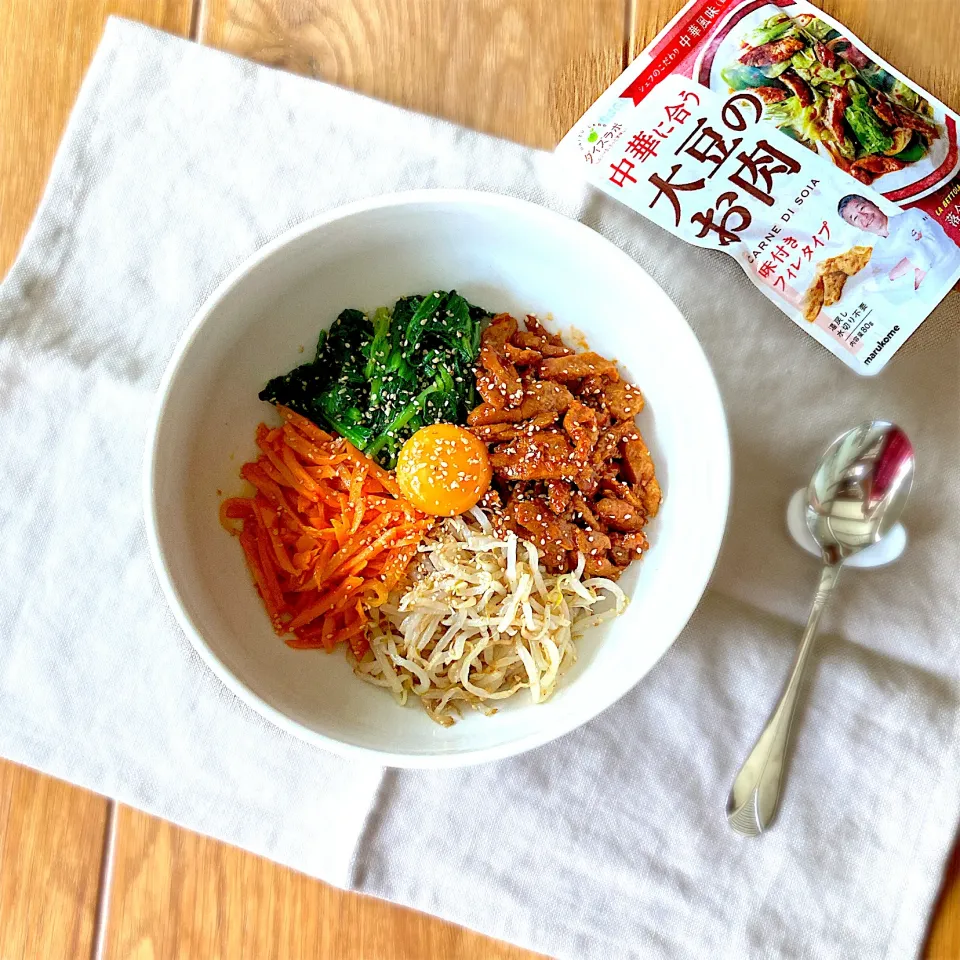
<box><xmin>727</xmin><ymin>420</ymin><xmax>915</xmax><ymax>836</ymax></box>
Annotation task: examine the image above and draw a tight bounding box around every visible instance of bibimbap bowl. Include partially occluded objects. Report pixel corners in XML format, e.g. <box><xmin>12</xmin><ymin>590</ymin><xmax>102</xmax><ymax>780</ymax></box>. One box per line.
<box><xmin>145</xmin><ymin>191</ymin><xmax>730</xmax><ymax>768</ymax></box>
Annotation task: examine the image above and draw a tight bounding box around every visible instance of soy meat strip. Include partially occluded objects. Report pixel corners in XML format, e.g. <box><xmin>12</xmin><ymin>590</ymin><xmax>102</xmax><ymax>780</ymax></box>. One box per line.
<box><xmin>739</xmin><ymin>35</ymin><xmax>804</xmax><ymax>66</ymax></box>
<box><xmin>467</xmin><ymin>315</ymin><xmax>661</xmax><ymax>579</ymax></box>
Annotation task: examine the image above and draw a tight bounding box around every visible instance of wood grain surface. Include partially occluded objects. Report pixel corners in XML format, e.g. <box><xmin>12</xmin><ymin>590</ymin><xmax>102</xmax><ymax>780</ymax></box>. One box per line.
<box><xmin>0</xmin><ymin>0</ymin><xmax>959</xmax><ymax>958</ymax></box>
<box><xmin>0</xmin><ymin>760</ymin><xmax>109</xmax><ymax>960</ymax></box>
<box><xmin>929</xmin><ymin>840</ymin><xmax>960</xmax><ymax>959</ymax></box>
<box><xmin>200</xmin><ymin>0</ymin><xmax>627</xmax><ymax>148</ymax></box>
<box><xmin>0</xmin><ymin>0</ymin><xmax>192</xmax><ymax>276</ymax></box>
<box><xmin>105</xmin><ymin>807</ymin><xmax>544</xmax><ymax>959</ymax></box>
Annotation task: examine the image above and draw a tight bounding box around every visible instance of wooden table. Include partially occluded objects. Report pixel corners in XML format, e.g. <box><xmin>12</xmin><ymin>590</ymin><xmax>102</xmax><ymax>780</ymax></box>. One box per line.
<box><xmin>1</xmin><ymin>1</ymin><xmax>958</xmax><ymax>956</ymax></box>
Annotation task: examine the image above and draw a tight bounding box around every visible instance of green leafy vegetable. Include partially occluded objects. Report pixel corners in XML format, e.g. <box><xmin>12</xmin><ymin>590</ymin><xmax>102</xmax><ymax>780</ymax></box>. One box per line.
<box><xmin>811</xmin><ymin>62</ymin><xmax>857</xmax><ymax>85</ymax></box>
<box><xmin>789</xmin><ymin>48</ymin><xmax>856</xmax><ymax>86</ymax></box>
<box><xmin>765</xmin><ymin>96</ymin><xmax>800</xmax><ymax>126</ymax></box>
<box><xmin>259</xmin><ymin>291</ymin><xmax>490</xmax><ymax>469</ymax></box>
<box><xmin>762</xmin><ymin>60</ymin><xmax>794</xmax><ymax>79</ymax></box>
<box><xmin>789</xmin><ymin>47</ymin><xmax>817</xmax><ymax>74</ymax></box>
<box><xmin>889</xmin><ymin>79</ymin><xmax>932</xmax><ymax>119</ymax></box>
<box><xmin>894</xmin><ymin>135</ymin><xmax>926</xmax><ymax>163</ymax></box>
<box><xmin>746</xmin><ymin>14</ymin><xmax>794</xmax><ymax>46</ymax></box>
<box><xmin>845</xmin><ymin>82</ymin><xmax>893</xmax><ymax>155</ymax></box>
<box><xmin>766</xmin><ymin>94</ymin><xmax>831</xmax><ymax>148</ymax></box>
<box><xmin>889</xmin><ymin>79</ymin><xmax>920</xmax><ymax>110</ymax></box>
<box><xmin>798</xmin><ymin>17</ymin><xmax>834</xmax><ymax>41</ymax></box>
<box><xmin>720</xmin><ymin>64</ymin><xmax>785</xmax><ymax>91</ymax></box>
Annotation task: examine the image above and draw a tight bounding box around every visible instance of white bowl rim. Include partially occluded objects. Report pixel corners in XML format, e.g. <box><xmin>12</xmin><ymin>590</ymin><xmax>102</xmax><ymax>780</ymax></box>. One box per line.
<box><xmin>144</xmin><ymin>188</ymin><xmax>731</xmax><ymax>768</ymax></box>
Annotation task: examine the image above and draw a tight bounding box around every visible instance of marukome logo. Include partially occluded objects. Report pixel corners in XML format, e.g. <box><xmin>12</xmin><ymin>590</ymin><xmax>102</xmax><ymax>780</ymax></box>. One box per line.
<box><xmin>577</xmin><ymin>121</ymin><xmax>626</xmax><ymax>165</ymax></box>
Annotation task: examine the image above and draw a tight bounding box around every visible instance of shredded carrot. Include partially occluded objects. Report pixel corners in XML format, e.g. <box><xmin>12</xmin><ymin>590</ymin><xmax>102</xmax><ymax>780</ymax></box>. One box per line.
<box><xmin>381</xmin><ymin>542</ymin><xmax>421</xmax><ymax>591</ymax></box>
<box><xmin>339</xmin><ymin>439</ymin><xmax>404</xmax><ymax>497</ymax></box>
<box><xmin>221</xmin><ymin>406</ymin><xmax>428</xmax><ymax>653</ymax></box>
<box><xmin>360</xmin><ymin>579</ymin><xmax>390</xmax><ymax>608</ymax></box>
<box><xmin>252</xmin><ymin>501</ymin><xmax>298</xmax><ymax>576</ymax></box>
<box><xmin>348</xmin><ymin>463</ymin><xmax>368</xmax><ymax>533</ymax></box>
<box><xmin>278</xmin><ymin>405</ymin><xmax>332</xmax><ymax>445</ymax></box>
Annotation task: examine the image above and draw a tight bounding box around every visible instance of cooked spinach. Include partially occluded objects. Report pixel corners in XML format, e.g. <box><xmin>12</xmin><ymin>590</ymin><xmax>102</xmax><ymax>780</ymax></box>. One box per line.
<box><xmin>259</xmin><ymin>291</ymin><xmax>489</xmax><ymax>468</ymax></box>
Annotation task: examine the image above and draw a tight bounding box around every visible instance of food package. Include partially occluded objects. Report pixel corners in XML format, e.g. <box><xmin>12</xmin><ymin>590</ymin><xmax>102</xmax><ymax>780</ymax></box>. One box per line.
<box><xmin>557</xmin><ymin>0</ymin><xmax>960</xmax><ymax>374</ymax></box>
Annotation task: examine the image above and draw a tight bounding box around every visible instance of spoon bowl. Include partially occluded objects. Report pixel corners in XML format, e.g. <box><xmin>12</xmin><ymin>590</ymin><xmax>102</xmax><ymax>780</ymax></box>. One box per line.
<box><xmin>807</xmin><ymin>421</ymin><xmax>915</xmax><ymax>565</ymax></box>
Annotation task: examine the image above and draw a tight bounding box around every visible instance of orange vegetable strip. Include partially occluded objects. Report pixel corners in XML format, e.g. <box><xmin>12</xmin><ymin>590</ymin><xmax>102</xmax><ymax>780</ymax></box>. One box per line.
<box><xmin>334</xmin><ymin>616</ymin><xmax>367</xmax><ymax>648</ymax></box>
<box><xmin>308</xmin><ymin>502</ymin><xmax>327</xmax><ymax>529</ymax></box>
<box><xmin>292</xmin><ymin>551</ymin><xmax>315</xmax><ymax>571</ymax></box>
<box><xmin>329</xmin><ymin>516</ymin><xmax>348</xmax><ymax>547</ymax></box>
<box><xmin>290</xmin><ymin>576</ymin><xmax>323</xmax><ymax>593</ymax></box>
<box><xmin>219</xmin><ymin>498</ymin><xmax>252</xmax><ymax>534</ymax></box>
<box><xmin>274</xmin><ymin>488</ymin><xmax>310</xmax><ymax>532</ymax></box>
<box><xmin>281</xmin><ymin>443</ymin><xmax>320</xmax><ymax>494</ymax></box>
<box><xmin>304</xmin><ymin>465</ymin><xmax>338</xmax><ymax>480</ymax></box>
<box><xmin>289</xmin><ymin>577</ymin><xmax>364</xmax><ymax>630</ymax></box>
<box><xmin>338</xmin><ymin>529</ymin><xmax>401</xmax><ymax>578</ymax></box>
<box><xmin>327</xmin><ymin>589</ymin><xmax>365</xmax><ymax>620</ymax></box>
<box><xmin>252</xmin><ymin>501</ymin><xmax>298</xmax><ymax>577</ymax></box>
<box><xmin>254</xmin><ymin>524</ymin><xmax>286</xmax><ymax>630</ymax></box>
<box><xmin>222</xmin><ymin>498</ymin><xmax>255</xmax><ymax>520</ymax></box>
<box><xmin>348</xmin><ymin>463</ymin><xmax>368</xmax><ymax>534</ymax></box>
<box><xmin>392</xmin><ymin>528</ymin><xmax>430</xmax><ymax>549</ymax></box>
<box><xmin>350</xmin><ymin>636</ymin><xmax>370</xmax><ymax>658</ymax></box>
<box><xmin>348</xmin><ymin>600</ymin><xmax>370</xmax><ymax>658</ymax></box>
<box><xmin>279</xmin><ymin>526</ymin><xmax>302</xmax><ymax>546</ymax></box>
<box><xmin>281</xmin><ymin>424</ymin><xmax>333</xmax><ymax>465</ymax></box>
<box><xmin>314</xmin><ymin>539</ymin><xmax>337</xmax><ymax>587</ymax></box>
<box><xmin>286</xmin><ymin>637</ymin><xmax>321</xmax><ymax>650</ymax></box>
<box><xmin>362</xmin><ymin>495</ymin><xmax>397</xmax><ymax>512</ymax></box>
<box><xmin>322</xmin><ymin>510</ymin><xmax>404</xmax><ymax>580</ymax></box>
<box><xmin>286</xmin><ymin>631</ymin><xmax>327</xmax><ymax>650</ymax></box>
<box><xmin>256</xmin><ymin>425</ymin><xmax>302</xmax><ymax>488</ymax></box>
<box><xmin>241</xmin><ymin>462</ymin><xmax>288</xmax><ymax>507</ymax></box>
<box><xmin>338</xmin><ymin>439</ymin><xmax>405</xmax><ymax>498</ymax></box>
<box><xmin>361</xmin><ymin>580</ymin><xmax>389</xmax><ymax>607</ymax></box>
<box><xmin>257</xmin><ymin>434</ymin><xmax>321</xmax><ymax>506</ymax></box>
<box><xmin>338</xmin><ymin>520</ymin><xmax>425</xmax><ymax>577</ymax></box>
<box><xmin>257</xmin><ymin>459</ymin><xmax>289</xmax><ymax>488</ymax></box>
<box><xmin>311</xmin><ymin>482</ymin><xmax>347</xmax><ymax>510</ymax></box>
<box><xmin>238</xmin><ymin>530</ymin><xmax>284</xmax><ymax>628</ymax></box>
<box><xmin>259</xmin><ymin>440</ymin><xmax>317</xmax><ymax>502</ymax></box>
<box><xmin>382</xmin><ymin>542</ymin><xmax>419</xmax><ymax>591</ymax></box>
<box><xmin>277</xmin><ymin>405</ymin><xmax>332</xmax><ymax>444</ymax></box>
<box><xmin>242</xmin><ymin>482</ymin><xmax>307</xmax><ymax>539</ymax></box>
<box><xmin>320</xmin><ymin>616</ymin><xmax>337</xmax><ymax>652</ymax></box>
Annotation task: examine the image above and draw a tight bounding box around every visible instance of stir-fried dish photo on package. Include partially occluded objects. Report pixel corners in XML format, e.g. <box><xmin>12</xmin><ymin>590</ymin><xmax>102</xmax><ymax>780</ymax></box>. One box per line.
<box><xmin>558</xmin><ymin>0</ymin><xmax>960</xmax><ymax>375</ymax></box>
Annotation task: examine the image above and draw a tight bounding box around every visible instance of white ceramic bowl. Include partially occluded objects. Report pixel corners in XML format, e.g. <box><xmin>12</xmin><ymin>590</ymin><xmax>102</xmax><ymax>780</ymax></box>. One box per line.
<box><xmin>145</xmin><ymin>190</ymin><xmax>729</xmax><ymax>768</ymax></box>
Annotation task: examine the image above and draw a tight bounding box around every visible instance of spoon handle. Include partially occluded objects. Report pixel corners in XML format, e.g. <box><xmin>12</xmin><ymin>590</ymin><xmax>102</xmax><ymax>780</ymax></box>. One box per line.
<box><xmin>727</xmin><ymin>563</ymin><xmax>842</xmax><ymax>836</ymax></box>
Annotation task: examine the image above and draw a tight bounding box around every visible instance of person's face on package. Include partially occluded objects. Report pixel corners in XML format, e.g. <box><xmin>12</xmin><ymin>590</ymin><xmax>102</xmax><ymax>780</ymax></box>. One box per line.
<box><xmin>841</xmin><ymin>197</ymin><xmax>886</xmax><ymax>235</ymax></box>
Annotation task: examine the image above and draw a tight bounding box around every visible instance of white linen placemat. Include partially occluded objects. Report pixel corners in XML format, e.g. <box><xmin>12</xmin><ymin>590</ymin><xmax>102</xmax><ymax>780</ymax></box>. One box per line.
<box><xmin>2</xmin><ymin>19</ymin><xmax>959</xmax><ymax>959</ymax></box>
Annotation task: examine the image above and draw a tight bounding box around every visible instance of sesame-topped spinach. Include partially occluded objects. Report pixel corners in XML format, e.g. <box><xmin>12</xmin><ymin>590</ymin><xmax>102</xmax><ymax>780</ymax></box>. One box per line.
<box><xmin>259</xmin><ymin>291</ymin><xmax>489</xmax><ymax>469</ymax></box>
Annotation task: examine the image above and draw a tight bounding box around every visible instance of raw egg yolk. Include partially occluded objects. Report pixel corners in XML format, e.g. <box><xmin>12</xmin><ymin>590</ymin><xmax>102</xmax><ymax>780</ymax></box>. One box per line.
<box><xmin>395</xmin><ymin>424</ymin><xmax>492</xmax><ymax>517</ymax></box>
